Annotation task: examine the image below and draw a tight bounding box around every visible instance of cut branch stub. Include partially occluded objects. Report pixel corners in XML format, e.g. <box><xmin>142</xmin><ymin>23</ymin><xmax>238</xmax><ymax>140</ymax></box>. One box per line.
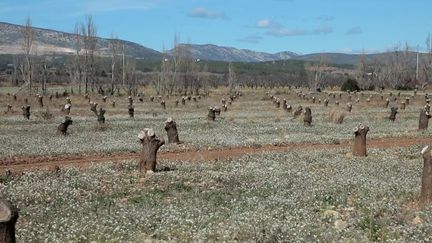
<box><xmin>58</xmin><ymin>116</ymin><xmax>73</xmax><ymax>135</ymax></box>
<box><xmin>0</xmin><ymin>199</ymin><xmax>18</xmax><ymax>243</ymax></box>
<box><xmin>421</xmin><ymin>145</ymin><xmax>432</xmax><ymax>203</ymax></box>
<box><xmin>419</xmin><ymin>106</ymin><xmax>432</xmax><ymax>130</ymax></box>
<box><xmin>164</xmin><ymin>117</ymin><xmax>180</xmax><ymax>144</ymax></box>
<box><xmin>352</xmin><ymin>124</ymin><xmax>369</xmax><ymax>156</ymax></box>
<box><xmin>138</xmin><ymin>128</ymin><xmax>165</xmax><ymax>173</ymax></box>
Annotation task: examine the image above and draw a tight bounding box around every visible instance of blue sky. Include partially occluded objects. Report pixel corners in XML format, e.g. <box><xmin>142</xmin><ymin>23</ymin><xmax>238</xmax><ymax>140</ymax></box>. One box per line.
<box><xmin>0</xmin><ymin>0</ymin><xmax>431</xmax><ymax>54</ymax></box>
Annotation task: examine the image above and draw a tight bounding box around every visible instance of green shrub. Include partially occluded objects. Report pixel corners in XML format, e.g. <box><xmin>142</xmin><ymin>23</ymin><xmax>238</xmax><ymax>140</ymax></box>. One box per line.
<box><xmin>341</xmin><ymin>78</ymin><xmax>360</xmax><ymax>92</ymax></box>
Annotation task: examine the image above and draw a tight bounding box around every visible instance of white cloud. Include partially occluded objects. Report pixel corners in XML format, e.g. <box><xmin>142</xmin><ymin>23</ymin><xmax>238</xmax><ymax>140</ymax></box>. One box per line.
<box><xmin>346</xmin><ymin>26</ymin><xmax>363</xmax><ymax>35</ymax></box>
<box><xmin>236</xmin><ymin>35</ymin><xmax>263</xmax><ymax>43</ymax></box>
<box><xmin>312</xmin><ymin>26</ymin><xmax>333</xmax><ymax>35</ymax></box>
<box><xmin>257</xmin><ymin>19</ymin><xmax>271</xmax><ymax>28</ymax></box>
<box><xmin>188</xmin><ymin>7</ymin><xmax>228</xmax><ymax>19</ymax></box>
<box><xmin>266</xmin><ymin>28</ymin><xmax>307</xmax><ymax>37</ymax></box>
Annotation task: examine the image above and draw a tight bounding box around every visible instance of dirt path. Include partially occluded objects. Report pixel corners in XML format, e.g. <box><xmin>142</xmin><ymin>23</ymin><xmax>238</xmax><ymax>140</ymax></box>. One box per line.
<box><xmin>1</xmin><ymin>136</ymin><xmax>431</xmax><ymax>173</ymax></box>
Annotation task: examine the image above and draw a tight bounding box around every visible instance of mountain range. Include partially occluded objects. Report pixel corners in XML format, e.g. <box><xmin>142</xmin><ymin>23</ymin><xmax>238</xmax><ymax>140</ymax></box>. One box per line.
<box><xmin>0</xmin><ymin>21</ymin><xmax>412</xmax><ymax>65</ymax></box>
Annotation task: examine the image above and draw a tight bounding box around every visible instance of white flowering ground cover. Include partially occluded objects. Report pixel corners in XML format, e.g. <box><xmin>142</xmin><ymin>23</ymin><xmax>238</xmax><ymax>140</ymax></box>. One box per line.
<box><xmin>1</xmin><ymin>146</ymin><xmax>432</xmax><ymax>242</ymax></box>
<box><xmin>1</xmin><ymin>88</ymin><xmax>431</xmax><ymax>158</ymax></box>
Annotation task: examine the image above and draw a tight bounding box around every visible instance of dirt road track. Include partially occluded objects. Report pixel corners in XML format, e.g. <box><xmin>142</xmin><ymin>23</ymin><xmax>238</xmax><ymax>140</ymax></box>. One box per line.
<box><xmin>1</xmin><ymin>136</ymin><xmax>431</xmax><ymax>173</ymax></box>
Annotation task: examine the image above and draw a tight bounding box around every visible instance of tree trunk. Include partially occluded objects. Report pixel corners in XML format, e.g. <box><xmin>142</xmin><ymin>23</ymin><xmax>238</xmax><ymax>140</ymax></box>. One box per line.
<box><xmin>208</xmin><ymin>107</ymin><xmax>216</xmax><ymax>121</ymax></box>
<box><xmin>389</xmin><ymin>107</ymin><xmax>398</xmax><ymax>121</ymax></box>
<box><xmin>138</xmin><ymin>129</ymin><xmax>165</xmax><ymax>172</ymax></box>
<box><xmin>57</xmin><ymin>116</ymin><xmax>72</xmax><ymax>135</ymax></box>
<box><xmin>303</xmin><ymin>107</ymin><xmax>312</xmax><ymax>126</ymax></box>
<box><xmin>21</xmin><ymin>105</ymin><xmax>30</xmax><ymax>119</ymax></box>
<box><xmin>352</xmin><ymin>124</ymin><xmax>369</xmax><ymax>156</ymax></box>
<box><xmin>419</xmin><ymin>108</ymin><xmax>432</xmax><ymax>130</ymax></box>
<box><xmin>164</xmin><ymin>118</ymin><xmax>180</xmax><ymax>143</ymax></box>
<box><xmin>421</xmin><ymin>145</ymin><xmax>432</xmax><ymax>203</ymax></box>
<box><xmin>97</xmin><ymin>108</ymin><xmax>106</xmax><ymax>124</ymax></box>
<box><xmin>0</xmin><ymin>199</ymin><xmax>18</xmax><ymax>243</ymax></box>
<box><xmin>128</xmin><ymin>106</ymin><xmax>134</xmax><ymax>118</ymax></box>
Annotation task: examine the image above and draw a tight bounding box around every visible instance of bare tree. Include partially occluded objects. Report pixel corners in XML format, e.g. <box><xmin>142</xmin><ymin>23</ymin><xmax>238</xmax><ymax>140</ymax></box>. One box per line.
<box><xmin>420</xmin><ymin>34</ymin><xmax>432</xmax><ymax>85</ymax></box>
<box><xmin>305</xmin><ymin>55</ymin><xmax>328</xmax><ymax>91</ymax></box>
<box><xmin>81</xmin><ymin>15</ymin><xmax>98</xmax><ymax>93</ymax></box>
<box><xmin>18</xmin><ymin>16</ymin><xmax>34</xmax><ymax>94</ymax></box>
<box><xmin>228</xmin><ymin>62</ymin><xmax>237</xmax><ymax>94</ymax></box>
<box><xmin>169</xmin><ymin>34</ymin><xmax>183</xmax><ymax>94</ymax></box>
<box><xmin>109</xmin><ymin>33</ymin><xmax>121</xmax><ymax>94</ymax></box>
<box><xmin>155</xmin><ymin>46</ymin><xmax>171</xmax><ymax>95</ymax></box>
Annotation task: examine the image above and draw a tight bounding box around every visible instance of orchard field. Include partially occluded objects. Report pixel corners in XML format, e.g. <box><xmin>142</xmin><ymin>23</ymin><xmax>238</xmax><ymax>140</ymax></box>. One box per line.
<box><xmin>1</xmin><ymin>86</ymin><xmax>432</xmax><ymax>242</ymax></box>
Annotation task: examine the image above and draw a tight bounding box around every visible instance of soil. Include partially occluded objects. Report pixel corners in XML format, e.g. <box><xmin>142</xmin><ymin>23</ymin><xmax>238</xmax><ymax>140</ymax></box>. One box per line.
<box><xmin>1</xmin><ymin>136</ymin><xmax>431</xmax><ymax>174</ymax></box>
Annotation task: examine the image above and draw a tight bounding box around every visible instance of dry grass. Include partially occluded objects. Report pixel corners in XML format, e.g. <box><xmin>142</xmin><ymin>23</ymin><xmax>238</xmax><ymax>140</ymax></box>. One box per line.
<box><xmin>329</xmin><ymin>108</ymin><xmax>345</xmax><ymax>124</ymax></box>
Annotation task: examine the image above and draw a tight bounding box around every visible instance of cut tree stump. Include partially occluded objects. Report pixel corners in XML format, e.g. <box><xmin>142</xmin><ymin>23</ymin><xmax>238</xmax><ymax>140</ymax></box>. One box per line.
<box><xmin>138</xmin><ymin>128</ymin><xmax>165</xmax><ymax>173</ymax></box>
<box><xmin>352</xmin><ymin>124</ymin><xmax>369</xmax><ymax>156</ymax></box>
<box><xmin>164</xmin><ymin>117</ymin><xmax>180</xmax><ymax>143</ymax></box>
<box><xmin>0</xmin><ymin>199</ymin><xmax>18</xmax><ymax>243</ymax></box>
<box><xmin>421</xmin><ymin>145</ymin><xmax>432</xmax><ymax>203</ymax></box>
<box><xmin>57</xmin><ymin>116</ymin><xmax>73</xmax><ymax>135</ymax></box>
<box><xmin>419</xmin><ymin>106</ymin><xmax>432</xmax><ymax>130</ymax></box>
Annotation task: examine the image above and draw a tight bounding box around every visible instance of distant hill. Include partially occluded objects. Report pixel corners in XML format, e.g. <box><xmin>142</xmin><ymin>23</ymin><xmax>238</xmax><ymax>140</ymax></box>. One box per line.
<box><xmin>0</xmin><ymin>22</ymin><xmax>162</xmax><ymax>60</ymax></box>
<box><xmin>0</xmin><ymin>21</ymin><xmax>423</xmax><ymax>66</ymax></box>
<box><xmin>170</xmin><ymin>44</ymin><xmax>298</xmax><ymax>62</ymax></box>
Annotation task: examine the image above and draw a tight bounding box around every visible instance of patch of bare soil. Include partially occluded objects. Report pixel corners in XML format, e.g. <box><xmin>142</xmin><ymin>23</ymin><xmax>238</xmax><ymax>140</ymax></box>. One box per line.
<box><xmin>1</xmin><ymin>136</ymin><xmax>431</xmax><ymax>174</ymax></box>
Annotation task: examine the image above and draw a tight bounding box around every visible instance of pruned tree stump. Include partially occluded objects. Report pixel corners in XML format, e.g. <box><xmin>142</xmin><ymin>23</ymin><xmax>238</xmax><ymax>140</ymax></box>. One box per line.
<box><xmin>164</xmin><ymin>118</ymin><xmax>180</xmax><ymax>144</ymax></box>
<box><xmin>389</xmin><ymin>107</ymin><xmax>398</xmax><ymax>122</ymax></box>
<box><xmin>303</xmin><ymin>107</ymin><xmax>312</xmax><ymax>126</ymax></box>
<box><xmin>421</xmin><ymin>146</ymin><xmax>432</xmax><ymax>203</ymax></box>
<box><xmin>138</xmin><ymin>129</ymin><xmax>165</xmax><ymax>173</ymax></box>
<box><xmin>58</xmin><ymin>116</ymin><xmax>73</xmax><ymax>135</ymax></box>
<box><xmin>208</xmin><ymin>107</ymin><xmax>216</xmax><ymax>121</ymax></box>
<box><xmin>90</xmin><ymin>102</ymin><xmax>98</xmax><ymax>116</ymax></box>
<box><xmin>419</xmin><ymin>106</ymin><xmax>432</xmax><ymax>130</ymax></box>
<box><xmin>97</xmin><ymin>108</ymin><xmax>106</xmax><ymax>125</ymax></box>
<box><xmin>0</xmin><ymin>199</ymin><xmax>18</xmax><ymax>243</ymax></box>
<box><xmin>352</xmin><ymin>124</ymin><xmax>369</xmax><ymax>156</ymax></box>
<box><xmin>128</xmin><ymin>106</ymin><xmax>134</xmax><ymax>118</ymax></box>
<box><xmin>21</xmin><ymin>105</ymin><xmax>30</xmax><ymax>120</ymax></box>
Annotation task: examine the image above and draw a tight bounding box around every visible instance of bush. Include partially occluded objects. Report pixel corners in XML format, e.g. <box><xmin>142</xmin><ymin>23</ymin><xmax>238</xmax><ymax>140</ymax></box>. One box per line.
<box><xmin>341</xmin><ymin>79</ymin><xmax>360</xmax><ymax>92</ymax></box>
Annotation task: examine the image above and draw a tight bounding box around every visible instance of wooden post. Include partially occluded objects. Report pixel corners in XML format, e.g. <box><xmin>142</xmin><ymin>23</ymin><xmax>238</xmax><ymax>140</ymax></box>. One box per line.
<box><xmin>0</xmin><ymin>199</ymin><xmax>18</xmax><ymax>243</ymax></box>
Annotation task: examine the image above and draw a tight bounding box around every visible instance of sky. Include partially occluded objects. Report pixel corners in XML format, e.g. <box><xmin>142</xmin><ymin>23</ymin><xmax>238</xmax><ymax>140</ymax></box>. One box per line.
<box><xmin>0</xmin><ymin>0</ymin><xmax>431</xmax><ymax>54</ymax></box>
